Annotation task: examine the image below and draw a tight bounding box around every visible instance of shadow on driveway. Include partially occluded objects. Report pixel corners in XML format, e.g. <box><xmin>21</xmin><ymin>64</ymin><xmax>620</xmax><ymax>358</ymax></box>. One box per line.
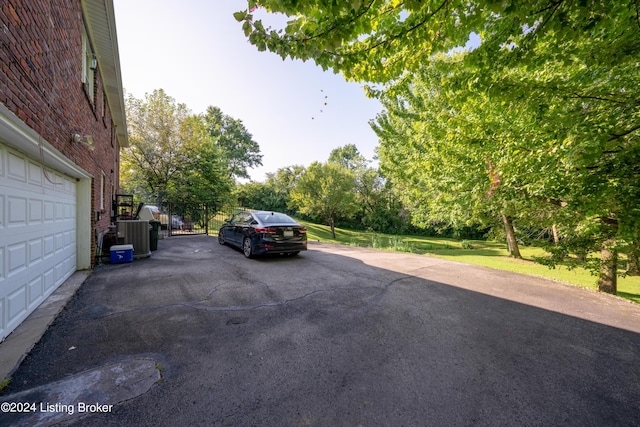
<box><xmin>2</xmin><ymin>235</ymin><xmax>640</xmax><ymax>426</ymax></box>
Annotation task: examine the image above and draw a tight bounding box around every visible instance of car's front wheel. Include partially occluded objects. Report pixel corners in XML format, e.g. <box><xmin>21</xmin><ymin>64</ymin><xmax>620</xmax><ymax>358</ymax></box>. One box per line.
<box><xmin>218</xmin><ymin>230</ymin><xmax>225</xmax><ymax>245</ymax></box>
<box><xmin>242</xmin><ymin>237</ymin><xmax>253</xmax><ymax>258</ymax></box>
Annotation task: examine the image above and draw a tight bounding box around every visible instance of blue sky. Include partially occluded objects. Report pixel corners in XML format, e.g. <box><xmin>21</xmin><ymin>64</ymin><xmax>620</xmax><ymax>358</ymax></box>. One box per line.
<box><xmin>113</xmin><ymin>0</ymin><xmax>383</xmax><ymax>181</ymax></box>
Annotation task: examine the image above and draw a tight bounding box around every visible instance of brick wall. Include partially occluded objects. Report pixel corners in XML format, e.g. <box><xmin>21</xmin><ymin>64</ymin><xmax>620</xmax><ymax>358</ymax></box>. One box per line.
<box><xmin>0</xmin><ymin>0</ymin><xmax>122</xmax><ymax>264</ymax></box>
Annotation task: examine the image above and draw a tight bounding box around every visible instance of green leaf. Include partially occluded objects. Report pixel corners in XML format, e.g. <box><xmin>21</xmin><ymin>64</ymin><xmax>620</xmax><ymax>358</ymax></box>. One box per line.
<box><xmin>233</xmin><ymin>11</ymin><xmax>246</xmax><ymax>22</ymax></box>
<box><xmin>242</xmin><ymin>21</ymin><xmax>252</xmax><ymax>37</ymax></box>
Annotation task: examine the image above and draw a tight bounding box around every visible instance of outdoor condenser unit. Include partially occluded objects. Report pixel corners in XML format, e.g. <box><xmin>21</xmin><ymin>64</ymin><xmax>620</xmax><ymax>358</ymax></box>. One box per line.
<box><xmin>116</xmin><ymin>220</ymin><xmax>151</xmax><ymax>258</ymax></box>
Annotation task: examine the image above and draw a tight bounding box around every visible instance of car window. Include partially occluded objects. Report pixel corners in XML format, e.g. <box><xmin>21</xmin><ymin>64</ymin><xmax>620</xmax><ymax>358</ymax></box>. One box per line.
<box><xmin>230</xmin><ymin>213</ymin><xmax>245</xmax><ymax>224</ymax></box>
<box><xmin>260</xmin><ymin>213</ymin><xmax>296</xmax><ymax>224</ymax></box>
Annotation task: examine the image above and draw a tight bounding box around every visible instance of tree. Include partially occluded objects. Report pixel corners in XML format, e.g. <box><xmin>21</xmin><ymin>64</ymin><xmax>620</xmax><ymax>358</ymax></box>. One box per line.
<box><xmin>235</xmin><ymin>1</ymin><xmax>639</xmax><ymax>84</ymax></box>
<box><xmin>203</xmin><ymin>106</ymin><xmax>263</xmax><ymax>180</ymax></box>
<box><xmin>235</xmin><ymin>165</ymin><xmax>306</xmax><ymax>214</ymax></box>
<box><xmin>371</xmin><ymin>54</ymin><xmax>548</xmax><ymax>258</ymax></box>
<box><xmin>327</xmin><ymin>144</ymin><xmax>409</xmax><ymax>233</ymax></box>
<box><xmin>122</xmin><ymin>89</ymin><xmax>192</xmax><ymax>203</ymax></box>
<box><xmin>328</xmin><ymin>144</ymin><xmax>368</xmax><ymax>170</ymax></box>
<box><xmin>266</xmin><ymin>165</ymin><xmax>305</xmax><ymax>190</ymax></box>
<box><xmin>264</xmin><ymin>165</ymin><xmax>306</xmax><ymax>213</ymax></box>
<box><xmin>170</xmin><ymin>116</ymin><xmax>234</xmax><ymax>212</ymax></box>
<box><xmin>234</xmin><ymin>181</ymin><xmax>278</xmax><ymax>210</ymax></box>
<box><xmin>373</xmin><ymin>48</ymin><xmax>640</xmax><ymax>288</ymax></box>
<box><xmin>290</xmin><ymin>161</ymin><xmax>358</xmax><ymax>238</ymax></box>
<box><xmin>356</xmin><ymin>168</ymin><xmax>410</xmax><ymax>234</ymax></box>
<box><xmin>122</xmin><ymin>90</ymin><xmax>233</xmax><ymax>210</ymax></box>
<box><xmin>235</xmin><ymin>1</ymin><xmax>640</xmax><ymax>294</ymax></box>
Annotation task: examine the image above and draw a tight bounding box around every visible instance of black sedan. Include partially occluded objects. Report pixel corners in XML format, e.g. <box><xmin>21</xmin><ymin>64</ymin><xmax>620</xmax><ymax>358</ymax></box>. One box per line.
<box><xmin>218</xmin><ymin>210</ymin><xmax>307</xmax><ymax>258</ymax></box>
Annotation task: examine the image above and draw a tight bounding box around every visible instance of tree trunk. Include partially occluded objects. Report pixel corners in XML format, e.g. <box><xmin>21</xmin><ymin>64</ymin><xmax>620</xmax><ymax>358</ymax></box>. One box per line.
<box><xmin>502</xmin><ymin>214</ymin><xmax>522</xmax><ymax>259</ymax></box>
<box><xmin>330</xmin><ymin>217</ymin><xmax>336</xmax><ymax>239</ymax></box>
<box><xmin>551</xmin><ymin>224</ymin><xmax>560</xmax><ymax>245</ymax></box>
<box><xmin>598</xmin><ymin>238</ymin><xmax>617</xmax><ymax>294</ymax></box>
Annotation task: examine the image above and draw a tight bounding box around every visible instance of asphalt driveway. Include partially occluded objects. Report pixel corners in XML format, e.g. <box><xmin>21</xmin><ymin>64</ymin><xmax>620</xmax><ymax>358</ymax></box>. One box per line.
<box><xmin>2</xmin><ymin>235</ymin><xmax>640</xmax><ymax>426</ymax></box>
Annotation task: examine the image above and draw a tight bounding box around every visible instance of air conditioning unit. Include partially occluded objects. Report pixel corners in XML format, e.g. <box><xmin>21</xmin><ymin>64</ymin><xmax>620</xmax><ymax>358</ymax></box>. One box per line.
<box><xmin>116</xmin><ymin>220</ymin><xmax>151</xmax><ymax>258</ymax></box>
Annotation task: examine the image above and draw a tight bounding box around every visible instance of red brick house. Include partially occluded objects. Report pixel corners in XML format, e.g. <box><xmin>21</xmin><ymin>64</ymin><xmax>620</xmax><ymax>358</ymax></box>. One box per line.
<box><xmin>0</xmin><ymin>0</ymin><xmax>127</xmax><ymax>341</ymax></box>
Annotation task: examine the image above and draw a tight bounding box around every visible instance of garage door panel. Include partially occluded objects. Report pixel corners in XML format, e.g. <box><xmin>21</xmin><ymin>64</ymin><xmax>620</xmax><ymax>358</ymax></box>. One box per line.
<box><xmin>7</xmin><ymin>284</ymin><xmax>27</xmax><ymax>326</ymax></box>
<box><xmin>4</xmin><ymin>223</ymin><xmax>71</xmax><ymax>245</ymax></box>
<box><xmin>56</xmin><ymin>256</ymin><xmax>74</xmax><ymax>284</ymax></box>
<box><xmin>43</xmin><ymin>267</ymin><xmax>55</xmax><ymax>292</ymax></box>
<box><xmin>7</xmin><ymin>241</ymin><xmax>27</xmax><ymax>276</ymax></box>
<box><xmin>59</xmin><ymin>232</ymin><xmax>70</xmax><ymax>254</ymax></box>
<box><xmin>43</xmin><ymin>235</ymin><xmax>55</xmax><ymax>259</ymax></box>
<box><xmin>7</xmin><ymin>151</ymin><xmax>27</xmax><ymax>182</ymax></box>
<box><xmin>2</xmin><ymin>249</ymin><xmax>73</xmax><ymax>314</ymax></box>
<box><xmin>28</xmin><ymin>161</ymin><xmax>43</xmax><ymax>186</ymax></box>
<box><xmin>29</xmin><ymin>199</ymin><xmax>43</xmax><ymax>222</ymax></box>
<box><xmin>2</xmin><ymin>151</ymin><xmax>75</xmax><ymax>194</ymax></box>
<box><xmin>3</xmin><ymin>227</ymin><xmax>75</xmax><ymax>271</ymax></box>
<box><xmin>65</xmin><ymin>230</ymin><xmax>75</xmax><ymax>250</ymax></box>
<box><xmin>44</xmin><ymin>200</ymin><xmax>55</xmax><ymax>222</ymax></box>
<box><xmin>7</xmin><ymin>195</ymin><xmax>27</xmax><ymax>227</ymax></box>
<box><xmin>29</xmin><ymin>238</ymin><xmax>43</xmax><ymax>265</ymax></box>
<box><xmin>6</xmin><ymin>196</ymin><xmax>75</xmax><ymax>228</ymax></box>
<box><xmin>0</xmin><ymin>142</ymin><xmax>77</xmax><ymax>341</ymax></box>
<box><xmin>28</xmin><ymin>276</ymin><xmax>43</xmax><ymax>307</ymax></box>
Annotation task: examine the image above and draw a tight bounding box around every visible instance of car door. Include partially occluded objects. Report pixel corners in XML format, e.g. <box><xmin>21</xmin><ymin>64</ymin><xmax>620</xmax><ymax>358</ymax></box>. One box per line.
<box><xmin>235</xmin><ymin>212</ymin><xmax>253</xmax><ymax>242</ymax></box>
<box><xmin>224</xmin><ymin>214</ymin><xmax>241</xmax><ymax>245</ymax></box>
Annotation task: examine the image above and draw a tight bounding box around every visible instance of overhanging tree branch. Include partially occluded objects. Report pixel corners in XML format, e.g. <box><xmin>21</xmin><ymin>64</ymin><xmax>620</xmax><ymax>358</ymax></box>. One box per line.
<box><xmin>357</xmin><ymin>0</ymin><xmax>450</xmax><ymax>54</ymax></box>
<box><xmin>609</xmin><ymin>123</ymin><xmax>640</xmax><ymax>141</ymax></box>
<box><xmin>299</xmin><ymin>0</ymin><xmax>378</xmax><ymax>43</ymax></box>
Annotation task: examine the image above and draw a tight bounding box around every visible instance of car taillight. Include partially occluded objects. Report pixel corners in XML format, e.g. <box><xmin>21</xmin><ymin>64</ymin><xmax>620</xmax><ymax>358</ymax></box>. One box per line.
<box><xmin>255</xmin><ymin>227</ymin><xmax>277</xmax><ymax>234</ymax></box>
<box><xmin>298</xmin><ymin>228</ymin><xmax>307</xmax><ymax>234</ymax></box>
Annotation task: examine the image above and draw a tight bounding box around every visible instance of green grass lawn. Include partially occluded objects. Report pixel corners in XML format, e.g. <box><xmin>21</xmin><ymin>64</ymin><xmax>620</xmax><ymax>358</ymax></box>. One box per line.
<box><xmin>299</xmin><ymin>220</ymin><xmax>640</xmax><ymax>304</ymax></box>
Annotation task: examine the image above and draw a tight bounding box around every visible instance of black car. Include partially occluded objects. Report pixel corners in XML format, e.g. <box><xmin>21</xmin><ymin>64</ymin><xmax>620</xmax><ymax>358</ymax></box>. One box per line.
<box><xmin>218</xmin><ymin>210</ymin><xmax>307</xmax><ymax>258</ymax></box>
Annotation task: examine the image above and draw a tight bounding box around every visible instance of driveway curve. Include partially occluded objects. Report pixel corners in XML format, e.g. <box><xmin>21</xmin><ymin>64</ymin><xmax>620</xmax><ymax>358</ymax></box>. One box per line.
<box><xmin>2</xmin><ymin>235</ymin><xmax>639</xmax><ymax>426</ymax></box>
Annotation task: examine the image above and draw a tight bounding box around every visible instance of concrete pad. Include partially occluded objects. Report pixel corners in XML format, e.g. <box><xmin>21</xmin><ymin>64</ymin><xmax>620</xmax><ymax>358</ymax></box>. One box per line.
<box><xmin>0</xmin><ymin>357</ymin><xmax>160</xmax><ymax>426</ymax></box>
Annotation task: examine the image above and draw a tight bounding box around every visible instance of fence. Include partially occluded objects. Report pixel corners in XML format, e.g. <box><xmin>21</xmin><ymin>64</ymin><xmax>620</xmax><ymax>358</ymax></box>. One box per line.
<box><xmin>154</xmin><ymin>204</ymin><xmax>252</xmax><ymax>238</ymax></box>
<box><xmin>114</xmin><ymin>198</ymin><xmax>255</xmax><ymax>239</ymax></box>
<box><xmin>208</xmin><ymin>206</ymin><xmax>253</xmax><ymax>233</ymax></box>
<box><xmin>156</xmin><ymin>202</ymin><xmax>208</xmax><ymax>237</ymax></box>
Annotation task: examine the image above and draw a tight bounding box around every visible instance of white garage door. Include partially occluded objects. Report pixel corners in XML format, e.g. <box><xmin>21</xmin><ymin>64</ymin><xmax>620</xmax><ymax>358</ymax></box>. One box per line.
<box><xmin>0</xmin><ymin>143</ymin><xmax>77</xmax><ymax>341</ymax></box>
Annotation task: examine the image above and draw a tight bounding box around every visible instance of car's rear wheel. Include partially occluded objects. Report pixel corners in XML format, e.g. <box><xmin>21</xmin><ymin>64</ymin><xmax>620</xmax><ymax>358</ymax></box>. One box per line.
<box><xmin>243</xmin><ymin>237</ymin><xmax>253</xmax><ymax>258</ymax></box>
<box><xmin>218</xmin><ymin>230</ymin><xmax>225</xmax><ymax>245</ymax></box>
